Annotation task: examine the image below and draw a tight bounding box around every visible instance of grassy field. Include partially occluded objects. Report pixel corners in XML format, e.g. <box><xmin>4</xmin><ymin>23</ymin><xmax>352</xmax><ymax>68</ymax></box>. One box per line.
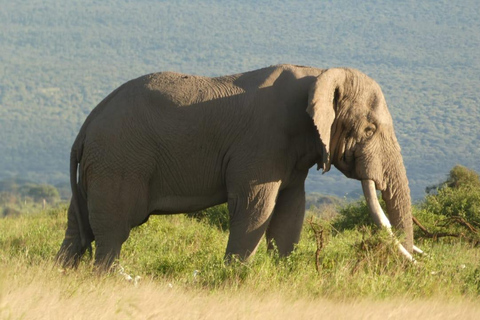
<box><xmin>1</xmin><ymin>205</ymin><xmax>480</xmax><ymax>319</ymax></box>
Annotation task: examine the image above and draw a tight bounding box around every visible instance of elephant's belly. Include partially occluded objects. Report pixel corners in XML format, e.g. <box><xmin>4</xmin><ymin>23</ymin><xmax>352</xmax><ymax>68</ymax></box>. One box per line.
<box><xmin>148</xmin><ymin>191</ymin><xmax>228</xmax><ymax>215</ymax></box>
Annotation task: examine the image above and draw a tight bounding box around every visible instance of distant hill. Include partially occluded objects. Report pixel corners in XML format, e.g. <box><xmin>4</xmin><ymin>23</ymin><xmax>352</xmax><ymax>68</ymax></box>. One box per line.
<box><xmin>1</xmin><ymin>0</ymin><xmax>479</xmax><ymax>200</ymax></box>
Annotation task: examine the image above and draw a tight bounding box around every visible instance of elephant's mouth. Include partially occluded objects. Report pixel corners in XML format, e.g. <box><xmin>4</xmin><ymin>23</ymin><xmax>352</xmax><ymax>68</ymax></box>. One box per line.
<box><xmin>333</xmin><ymin>138</ymin><xmax>389</xmax><ymax>191</ymax></box>
<box><xmin>332</xmin><ymin>138</ymin><xmax>356</xmax><ymax>178</ymax></box>
<box><xmin>367</xmin><ymin>177</ymin><xmax>387</xmax><ymax>192</ymax></box>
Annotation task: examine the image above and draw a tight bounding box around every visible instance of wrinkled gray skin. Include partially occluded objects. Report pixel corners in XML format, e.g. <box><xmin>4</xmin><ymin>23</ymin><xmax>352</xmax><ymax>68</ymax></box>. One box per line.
<box><xmin>56</xmin><ymin>65</ymin><xmax>413</xmax><ymax>270</ymax></box>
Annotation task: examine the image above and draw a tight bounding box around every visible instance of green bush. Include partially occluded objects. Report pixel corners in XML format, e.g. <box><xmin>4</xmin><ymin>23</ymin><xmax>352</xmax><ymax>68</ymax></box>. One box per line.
<box><xmin>415</xmin><ymin>166</ymin><xmax>480</xmax><ymax>243</ymax></box>
<box><xmin>332</xmin><ymin>199</ymin><xmax>376</xmax><ymax>231</ymax></box>
<box><xmin>426</xmin><ymin>165</ymin><xmax>480</xmax><ymax>192</ymax></box>
<box><xmin>2</xmin><ymin>206</ymin><xmax>21</xmax><ymax>217</ymax></box>
<box><xmin>186</xmin><ymin>203</ymin><xmax>230</xmax><ymax>231</ymax></box>
<box><xmin>0</xmin><ymin>177</ymin><xmax>61</xmax><ymax>207</ymax></box>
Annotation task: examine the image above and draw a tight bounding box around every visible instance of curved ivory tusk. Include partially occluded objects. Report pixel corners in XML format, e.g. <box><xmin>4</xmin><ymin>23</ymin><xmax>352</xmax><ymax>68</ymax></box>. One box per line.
<box><xmin>361</xmin><ymin>180</ymin><xmax>415</xmax><ymax>262</ymax></box>
<box><xmin>413</xmin><ymin>245</ymin><xmax>424</xmax><ymax>255</ymax></box>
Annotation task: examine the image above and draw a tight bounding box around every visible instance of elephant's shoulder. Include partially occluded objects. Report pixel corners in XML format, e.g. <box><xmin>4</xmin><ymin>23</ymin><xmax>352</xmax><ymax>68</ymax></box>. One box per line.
<box><xmin>232</xmin><ymin>65</ymin><xmax>322</xmax><ymax>90</ymax></box>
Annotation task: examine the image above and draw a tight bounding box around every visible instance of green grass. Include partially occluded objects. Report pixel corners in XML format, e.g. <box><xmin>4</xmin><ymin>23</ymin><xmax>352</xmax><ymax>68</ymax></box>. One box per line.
<box><xmin>1</xmin><ymin>205</ymin><xmax>479</xmax><ymax>301</ymax></box>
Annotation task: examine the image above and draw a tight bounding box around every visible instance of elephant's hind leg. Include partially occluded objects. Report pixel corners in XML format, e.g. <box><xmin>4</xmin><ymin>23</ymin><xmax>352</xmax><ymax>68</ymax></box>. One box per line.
<box><xmin>225</xmin><ymin>181</ymin><xmax>281</xmax><ymax>261</ymax></box>
<box><xmin>93</xmin><ymin>225</ymin><xmax>129</xmax><ymax>272</ymax></box>
<box><xmin>266</xmin><ymin>181</ymin><xmax>306</xmax><ymax>256</ymax></box>
<box><xmin>56</xmin><ymin>190</ymin><xmax>93</xmax><ymax>268</ymax></box>
<box><xmin>88</xmin><ymin>178</ymin><xmax>149</xmax><ymax>272</ymax></box>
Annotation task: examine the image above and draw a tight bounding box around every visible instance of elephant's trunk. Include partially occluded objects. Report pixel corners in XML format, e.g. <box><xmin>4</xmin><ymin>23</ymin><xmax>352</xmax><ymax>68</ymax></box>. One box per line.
<box><xmin>381</xmin><ymin>161</ymin><xmax>413</xmax><ymax>253</ymax></box>
<box><xmin>360</xmin><ymin>133</ymin><xmax>419</xmax><ymax>260</ymax></box>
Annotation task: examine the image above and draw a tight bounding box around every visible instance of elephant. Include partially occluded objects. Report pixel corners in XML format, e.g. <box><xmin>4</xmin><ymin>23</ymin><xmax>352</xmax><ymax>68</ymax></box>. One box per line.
<box><xmin>56</xmin><ymin>64</ymin><xmax>421</xmax><ymax>271</ymax></box>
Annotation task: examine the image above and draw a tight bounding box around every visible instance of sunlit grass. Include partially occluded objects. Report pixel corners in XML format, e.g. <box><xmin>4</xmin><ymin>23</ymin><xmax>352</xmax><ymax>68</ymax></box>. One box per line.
<box><xmin>2</xmin><ymin>205</ymin><xmax>480</xmax><ymax>318</ymax></box>
<box><xmin>1</xmin><ymin>206</ymin><xmax>479</xmax><ymax>302</ymax></box>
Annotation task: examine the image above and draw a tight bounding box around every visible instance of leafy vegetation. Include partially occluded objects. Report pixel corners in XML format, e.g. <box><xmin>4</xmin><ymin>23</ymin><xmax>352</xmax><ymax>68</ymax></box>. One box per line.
<box><xmin>0</xmin><ymin>177</ymin><xmax>65</xmax><ymax>217</ymax></box>
<box><xmin>414</xmin><ymin>166</ymin><xmax>480</xmax><ymax>244</ymax></box>
<box><xmin>1</xmin><ymin>1</ymin><xmax>479</xmax><ymax>199</ymax></box>
<box><xmin>187</xmin><ymin>203</ymin><xmax>230</xmax><ymax>232</ymax></box>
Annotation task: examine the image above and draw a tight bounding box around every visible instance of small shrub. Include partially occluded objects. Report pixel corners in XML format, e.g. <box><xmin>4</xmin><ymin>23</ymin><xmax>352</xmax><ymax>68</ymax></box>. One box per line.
<box><xmin>415</xmin><ymin>166</ymin><xmax>480</xmax><ymax>244</ymax></box>
<box><xmin>350</xmin><ymin>227</ymin><xmax>410</xmax><ymax>274</ymax></box>
<box><xmin>426</xmin><ymin>165</ymin><xmax>480</xmax><ymax>192</ymax></box>
<box><xmin>2</xmin><ymin>206</ymin><xmax>21</xmax><ymax>217</ymax></box>
<box><xmin>187</xmin><ymin>203</ymin><xmax>229</xmax><ymax>231</ymax></box>
<box><xmin>332</xmin><ymin>199</ymin><xmax>376</xmax><ymax>231</ymax></box>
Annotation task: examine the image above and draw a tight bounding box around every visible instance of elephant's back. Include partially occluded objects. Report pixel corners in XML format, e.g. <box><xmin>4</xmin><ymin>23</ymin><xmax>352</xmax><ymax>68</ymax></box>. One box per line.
<box><xmin>138</xmin><ymin>71</ymin><xmax>242</xmax><ymax>107</ymax></box>
<box><xmin>78</xmin><ymin>71</ymin><xmax>236</xmax><ymax>178</ymax></box>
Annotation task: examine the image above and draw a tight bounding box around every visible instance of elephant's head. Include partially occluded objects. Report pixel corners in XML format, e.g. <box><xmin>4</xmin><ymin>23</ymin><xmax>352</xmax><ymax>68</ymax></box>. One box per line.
<box><xmin>307</xmin><ymin>68</ymin><xmax>413</xmax><ymax>255</ymax></box>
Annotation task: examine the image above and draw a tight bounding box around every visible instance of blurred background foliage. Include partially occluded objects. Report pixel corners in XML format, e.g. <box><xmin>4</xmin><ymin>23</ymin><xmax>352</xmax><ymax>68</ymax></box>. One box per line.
<box><xmin>1</xmin><ymin>1</ymin><xmax>479</xmax><ymax>200</ymax></box>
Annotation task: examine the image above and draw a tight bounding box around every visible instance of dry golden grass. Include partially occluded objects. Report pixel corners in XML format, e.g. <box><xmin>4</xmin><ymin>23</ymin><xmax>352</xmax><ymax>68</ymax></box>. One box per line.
<box><xmin>1</xmin><ymin>261</ymin><xmax>479</xmax><ymax>320</ymax></box>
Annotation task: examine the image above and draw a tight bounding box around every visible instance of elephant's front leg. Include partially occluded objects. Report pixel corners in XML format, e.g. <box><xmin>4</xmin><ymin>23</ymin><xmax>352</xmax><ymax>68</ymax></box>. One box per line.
<box><xmin>266</xmin><ymin>180</ymin><xmax>306</xmax><ymax>256</ymax></box>
<box><xmin>225</xmin><ymin>181</ymin><xmax>281</xmax><ymax>261</ymax></box>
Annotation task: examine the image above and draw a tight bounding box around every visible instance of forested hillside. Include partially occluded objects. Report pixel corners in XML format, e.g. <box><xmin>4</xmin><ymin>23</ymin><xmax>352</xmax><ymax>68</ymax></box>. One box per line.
<box><xmin>1</xmin><ymin>0</ymin><xmax>479</xmax><ymax>199</ymax></box>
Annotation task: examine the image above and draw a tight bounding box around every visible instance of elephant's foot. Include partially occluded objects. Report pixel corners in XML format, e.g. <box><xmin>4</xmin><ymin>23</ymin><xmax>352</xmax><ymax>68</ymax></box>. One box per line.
<box><xmin>55</xmin><ymin>238</ymin><xmax>91</xmax><ymax>269</ymax></box>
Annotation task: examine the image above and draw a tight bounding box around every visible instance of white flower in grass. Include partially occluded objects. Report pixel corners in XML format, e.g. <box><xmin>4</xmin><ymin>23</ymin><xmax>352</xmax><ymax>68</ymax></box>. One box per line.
<box><xmin>193</xmin><ymin>270</ymin><xmax>200</xmax><ymax>279</ymax></box>
<box><xmin>118</xmin><ymin>265</ymin><xmax>141</xmax><ymax>286</ymax></box>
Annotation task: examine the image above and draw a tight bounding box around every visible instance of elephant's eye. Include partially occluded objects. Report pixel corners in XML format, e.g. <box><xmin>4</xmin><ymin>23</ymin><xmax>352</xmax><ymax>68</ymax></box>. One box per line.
<box><xmin>365</xmin><ymin>125</ymin><xmax>376</xmax><ymax>138</ymax></box>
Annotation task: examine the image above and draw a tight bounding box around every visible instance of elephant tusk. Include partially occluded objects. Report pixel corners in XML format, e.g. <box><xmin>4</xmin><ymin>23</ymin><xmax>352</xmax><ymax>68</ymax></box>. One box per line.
<box><xmin>361</xmin><ymin>180</ymin><xmax>416</xmax><ymax>263</ymax></box>
<box><xmin>413</xmin><ymin>245</ymin><xmax>424</xmax><ymax>255</ymax></box>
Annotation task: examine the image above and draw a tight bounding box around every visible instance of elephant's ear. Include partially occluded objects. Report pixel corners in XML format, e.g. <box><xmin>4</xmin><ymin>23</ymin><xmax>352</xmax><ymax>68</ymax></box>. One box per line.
<box><xmin>306</xmin><ymin>68</ymin><xmax>346</xmax><ymax>173</ymax></box>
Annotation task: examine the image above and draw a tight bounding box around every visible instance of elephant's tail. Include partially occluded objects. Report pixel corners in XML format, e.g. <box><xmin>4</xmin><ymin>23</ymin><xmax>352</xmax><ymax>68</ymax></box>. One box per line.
<box><xmin>69</xmin><ymin>136</ymin><xmax>91</xmax><ymax>251</ymax></box>
<box><xmin>56</xmin><ymin>134</ymin><xmax>92</xmax><ymax>267</ymax></box>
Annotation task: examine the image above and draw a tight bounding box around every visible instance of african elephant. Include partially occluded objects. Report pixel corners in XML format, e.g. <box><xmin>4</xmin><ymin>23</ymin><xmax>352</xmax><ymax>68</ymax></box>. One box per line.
<box><xmin>57</xmin><ymin>64</ymin><xmax>419</xmax><ymax>270</ymax></box>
